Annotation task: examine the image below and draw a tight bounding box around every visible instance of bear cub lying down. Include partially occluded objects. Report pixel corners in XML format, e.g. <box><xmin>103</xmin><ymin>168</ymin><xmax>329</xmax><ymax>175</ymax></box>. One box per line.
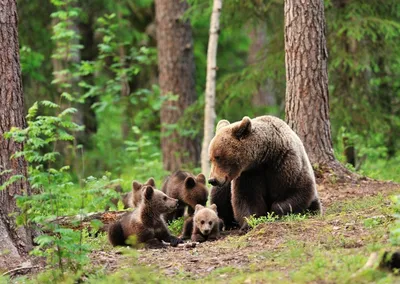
<box><xmin>108</xmin><ymin>182</ymin><xmax>182</xmax><ymax>248</ymax></box>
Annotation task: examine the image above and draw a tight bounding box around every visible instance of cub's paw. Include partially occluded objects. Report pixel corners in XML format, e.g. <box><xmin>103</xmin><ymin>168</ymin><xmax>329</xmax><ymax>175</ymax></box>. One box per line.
<box><xmin>191</xmin><ymin>234</ymin><xmax>206</xmax><ymax>243</ymax></box>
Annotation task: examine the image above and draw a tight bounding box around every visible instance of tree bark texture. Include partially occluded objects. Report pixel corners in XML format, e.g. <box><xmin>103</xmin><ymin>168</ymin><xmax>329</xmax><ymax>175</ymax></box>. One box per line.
<box><xmin>201</xmin><ymin>0</ymin><xmax>222</xmax><ymax>177</ymax></box>
<box><xmin>155</xmin><ymin>0</ymin><xmax>199</xmax><ymax>172</ymax></box>
<box><xmin>284</xmin><ymin>0</ymin><xmax>335</xmax><ymax>166</ymax></box>
<box><xmin>0</xmin><ymin>0</ymin><xmax>32</xmax><ymax>270</ymax></box>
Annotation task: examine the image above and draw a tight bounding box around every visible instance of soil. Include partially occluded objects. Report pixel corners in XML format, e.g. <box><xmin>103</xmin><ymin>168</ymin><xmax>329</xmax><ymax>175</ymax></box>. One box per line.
<box><xmin>4</xmin><ymin>179</ymin><xmax>400</xmax><ymax>281</ymax></box>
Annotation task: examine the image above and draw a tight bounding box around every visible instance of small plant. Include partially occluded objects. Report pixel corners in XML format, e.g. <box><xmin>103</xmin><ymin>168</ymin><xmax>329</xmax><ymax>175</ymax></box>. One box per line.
<box><xmin>245</xmin><ymin>213</ymin><xmax>279</xmax><ymax>229</ymax></box>
<box><xmin>282</xmin><ymin>213</ymin><xmax>310</xmax><ymax>222</ymax></box>
<box><xmin>168</xmin><ymin>217</ymin><xmax>184</xmax><ymax>236</ymax></box>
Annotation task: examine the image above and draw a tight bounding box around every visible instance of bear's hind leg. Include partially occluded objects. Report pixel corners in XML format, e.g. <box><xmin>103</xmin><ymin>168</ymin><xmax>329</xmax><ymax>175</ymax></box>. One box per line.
<box><xmin>271</xmin><ymin>190</ymin><xmax>321</xmax><ymax>216</ymax></box>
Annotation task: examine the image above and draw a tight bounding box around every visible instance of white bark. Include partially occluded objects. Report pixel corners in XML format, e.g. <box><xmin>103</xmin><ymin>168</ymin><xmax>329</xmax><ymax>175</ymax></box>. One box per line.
<box><xmin>201</xmin><ymin>0</ymin><xmax>222</xmax><ymax>177</ymax></box>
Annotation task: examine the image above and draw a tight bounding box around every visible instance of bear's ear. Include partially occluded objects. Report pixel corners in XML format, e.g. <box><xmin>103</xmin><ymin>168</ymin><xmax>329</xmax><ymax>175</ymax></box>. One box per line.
<box><xmin>216</xmin><ymin>119</ymin><xmax>230</xmax><ymax>133</ymax></box>
<box><xmin>132</xmin><ymin>181</ymin><xmax>142</xmax><ymax>192</ymax></box>
<box><xmin>145</xmin><ymin>177</ymin><xmax>156</xmax><ymax>187</ymax></box>
<box><xmin>195</xmin><ymin>204</ymin><xmax>204</xmax><ymax>213</ymax></box>
<box><xmin>184</xmin><ymin>177</ymin><xmax>196</xmax><ymax>189</ymax></box>
<box><xmin>143</xmin><ymin>186</ymin><xmax>154</xmax><ymax>201</ymax></box>
<box><xmin>210</xmin><ymin>203</ymin><xmax>218</xmax><ymax>214</ymax></box>
<box><xmin>196</xmin><ymin>173</ymin><xmax>206</xmax><ymax>185</ymax></box>
<box><xmin>232</xmin><ymin>116</ymin><xmax>252</xmax><ymax>139</ymax></box>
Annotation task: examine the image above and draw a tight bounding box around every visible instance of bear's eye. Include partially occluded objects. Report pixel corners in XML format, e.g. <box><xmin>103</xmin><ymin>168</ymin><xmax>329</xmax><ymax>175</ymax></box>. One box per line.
<box><xmin>201</xmin><ymin>220</ymin><xmax>205</xmax><ymax>225</ymax></box>
<box><xmin>214</xmin><ymin>156</ymin><xmax>220</xmax><ymax>161</ymax></box>
<box><xmin>163</xmin><ymin>196</ymin><xmax>167</xmax><ymax>201</ymax></box>
<box><xmin>209</xmin><ymin>221</ymin><xmax>212</xmax><ymax>226</ymax></box>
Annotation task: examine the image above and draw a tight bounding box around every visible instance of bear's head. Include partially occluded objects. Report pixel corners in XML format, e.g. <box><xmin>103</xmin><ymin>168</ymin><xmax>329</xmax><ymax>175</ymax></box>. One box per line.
<box><xmin>141</xmin><ymin>185</ymin><xmax>179</xmax><ymax>214</ymax></box>
<box><xmin>182</xmin><ymin>173</ymin><xmax>208</xmax><ymax>210</ymax></box>
<box><xmin>208</xmin><ymin>116</ymin><xmax>253</xmax><ymax>187</ymax></box>
<box><xmin>193</xmin><ymin>204</ymin><xmax>219</xmax><ymax>236</ymax></box>
<box><xmin>132</xmin><ymin>178</ymin><xmax>155</xmax><ymax>207</ymax></box>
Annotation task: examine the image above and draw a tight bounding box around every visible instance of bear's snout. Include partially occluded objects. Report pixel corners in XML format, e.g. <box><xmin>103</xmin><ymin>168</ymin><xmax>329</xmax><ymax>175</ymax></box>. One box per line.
<box><xmin>208</xmin><ymin>178</ymin><xmax>218</xmax><ymax>186</ymax></box>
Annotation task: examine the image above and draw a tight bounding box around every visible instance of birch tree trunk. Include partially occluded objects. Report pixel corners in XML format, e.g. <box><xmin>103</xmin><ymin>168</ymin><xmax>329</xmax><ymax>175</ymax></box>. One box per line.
<box><xmin>155</xmin><ymin>0</ymin><xmax>200</xmax><ymax>172</ymax></box>
<box><xmin>0</xmin><ymin>0</ymin><xmax>32</xmax><ymax>270</ymax></box>
<box><xmin>284</xmin><ymin>0</ymin><xmax>352</xmax><ymax>178</ymax></box>
<box><xmin>201</xmin><ymin>0</ymin><xmax>222</xmax><ymax>177</ymax></box>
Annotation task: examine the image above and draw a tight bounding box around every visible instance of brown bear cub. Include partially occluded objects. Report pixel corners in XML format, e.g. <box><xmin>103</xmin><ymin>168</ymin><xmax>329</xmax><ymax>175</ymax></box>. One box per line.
<box><xmin>108</xmin><ymin>182</ymin><xmax>182</xmax><ymax>248</ymax></box>
<box><xmin>125</xmin><ymin>178</ymin><xmax>155</xmax><ymax>208</ymax></box>
<box><xmin>105</xmin><ymin>178</ymin><xmax>155</xmax><ymax>210</ymax></box>
<box><xmin>191</xmin><ymin>204</ymin><xmax>221</xmax><ymax>242</ymax></box>
<box><xmin>208</xmin><ymin>116</ymin><xmax>322</xmax><ymax>233</ymax></box>
<box><xmin>161</xmin><ymin>171</ymin><xmax>209</xmax><ymax>238</ymax></box>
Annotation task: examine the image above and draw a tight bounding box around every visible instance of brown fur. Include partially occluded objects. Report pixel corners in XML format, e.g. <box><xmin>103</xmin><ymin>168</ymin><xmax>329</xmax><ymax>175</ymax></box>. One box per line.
<box><xmin>108</xmin><ymin>183</ymin><xmax>182</xmax><ymax>248</ymax></box>
<box><xmin>124</xmin><ymin>178</ymin><xmax>155</xmax><ymax>208</ymax></box>
<box><xmin>208</xmin><ymin>115</ymin><xmax>322</xmax><ymax>232</ymax></box>
<box><xmin>210</xmin><ymin>183</ymin><xmax>237</xmax><ymax>229</ymax></box>
<box><xmin>161</xmin><ymin>171</ymin><xmax>209</xmax><ymax>239</ymax></box>
<box><xmin>191</xmin><ymin>204</ymin><xmax>220</xmax><ymax>242</ymax></box>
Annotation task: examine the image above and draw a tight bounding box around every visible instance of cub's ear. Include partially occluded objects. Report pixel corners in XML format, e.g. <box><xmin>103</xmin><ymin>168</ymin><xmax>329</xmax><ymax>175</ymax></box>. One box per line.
<box><xmin>145</xmin><ymin>177</ymin><xmax>156</xmax><ymax>187</ymax></box>
<box><xmin>132</xmin><ymin>181</ymin><xmax>142</xmax><ymax>192</ymax></box>
<box><xmin>233</xmin><ymin>116</ymin><xmax>252</xmax><ymax>139</ymax></box>
<box><xmin>184</xmin><ymin>177</ymin><xmax>196</xmax><ymax>189</ymax></box>
<box><xmin>143</xmin><ymin>186</ymin><xmax>154</xmax><ymax>201</ymax></box>
<box><xmin>210</xmin><ymin>204</ymin><xmax>218</xmax><ymax>214</ymax></box>
<box><xmin>196</xmin><ymin>173</ymin><xmax>206</xmax><ymax>185</ymax></box>
<box><xmin>195</xmin><ymin>204</ymin><xmax>204</xmax><ymax>213</ymax></box>
<box><xmin>216</xmin><ymin>119</ymin><xmax>230</xmax><ymax>133</ymax></box>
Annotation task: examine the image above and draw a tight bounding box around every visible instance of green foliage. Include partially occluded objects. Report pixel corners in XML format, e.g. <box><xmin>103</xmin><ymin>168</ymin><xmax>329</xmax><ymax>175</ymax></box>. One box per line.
<box><xmin>5</xmin><ymin>101</ymin><xmax>87</xmax><ymax>274</ymax></box>
<box><xmin>168</xmin><ymin>217</ymin><xmax>184</xmax><ymax>237</ymax></box>
<box><xmin>245</xmin><ymin>213</ymin><xmax>279</xmax><ymax>229</ymax></box>
<box><xmin>78</xmin><ymin>11</ymin><xmax>162</xmax><ymax>178</ymax></box>
<box><xmin>245</xmin><ymin>212</ymin><xmax>311</xmax><ymax>229</ymax></box>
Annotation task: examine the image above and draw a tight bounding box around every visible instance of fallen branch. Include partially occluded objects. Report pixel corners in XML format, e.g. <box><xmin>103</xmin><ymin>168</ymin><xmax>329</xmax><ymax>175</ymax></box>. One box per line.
<box><xmin>2</xmin><ymin>264</ymin><xmax>40</xmax><ymax>277</ymax></box>
<box><xmin>46</xmin><ymin>210</ymin><xmax>128</xmax><ymax>233</ymax></box>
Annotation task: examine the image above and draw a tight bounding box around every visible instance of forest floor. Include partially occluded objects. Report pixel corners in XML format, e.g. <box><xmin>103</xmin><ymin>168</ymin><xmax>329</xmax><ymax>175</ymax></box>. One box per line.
<box><xmin>87</xmin><ymin>178</ymin><xmax>400</xmax><ymax>283</ymax></box>
<box><xmin>6</xmin><ymin>178</ymin><xmax>400</xmax><ymax>283</ymax></box>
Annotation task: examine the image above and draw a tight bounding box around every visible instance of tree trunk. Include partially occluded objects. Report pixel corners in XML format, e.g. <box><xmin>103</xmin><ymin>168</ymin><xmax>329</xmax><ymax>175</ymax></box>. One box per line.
<box><xmin>201</xmin><ymin>0</ymin><xmax>222</xmax><ymax>176</ymax></box>
<box><xmin>0</xmin><ymin>0</ymin><xmax>32</xmax><ymax>270</ymax></box>
<box><xmin>284</xmin><ymin>0</ymin><xmax>352</xmax><ymax>179</ymax></box>
<box><xmin>248</xmin><ymin>24</ymin><xmax>276</xmax><ymax>107</ymax></box>
<box><xmin>155</xmin><ymin>0</ymin><xmax>200</xmax><ymax>172</ymax></box>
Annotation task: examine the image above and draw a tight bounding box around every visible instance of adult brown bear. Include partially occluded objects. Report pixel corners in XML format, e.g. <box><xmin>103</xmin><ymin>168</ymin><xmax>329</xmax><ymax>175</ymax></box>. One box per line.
<box><xmin>208</xmin><ymin>115</ymin><xmax>321</xmax><ymax>232</ymax></box>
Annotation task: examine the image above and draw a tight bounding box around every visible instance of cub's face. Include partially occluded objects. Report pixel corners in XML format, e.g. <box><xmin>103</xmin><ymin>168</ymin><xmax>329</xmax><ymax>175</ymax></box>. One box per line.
<box><xmin>143</xmin><ymin>186</ymin><xmax>179</xmax><ymax>214</ymax></box>
<box><xmin>208</xmin><ymin>117</ymin><xmax>252</xmax><ymax>187</ymax></box>
<box><xmin>194</xmin><ymin>204</ymin><xmax>219</xmax><ymax>236</ymax></box>
<box><xmin>184</xmin><ymin>174</ymin><xmax>209</xmax><ymax>209</ymax></box>
<box><xmin>132</xmin><ymin>178</ymin><xmax>156</xmax><ymax>207</ymax></box>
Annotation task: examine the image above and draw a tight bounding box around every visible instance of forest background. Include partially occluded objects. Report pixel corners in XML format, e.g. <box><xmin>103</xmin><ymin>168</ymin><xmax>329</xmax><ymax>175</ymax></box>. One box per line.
<box><xmin>0</xmin><ymin>0</ymin><xmax>399</xmax><ymax>281</ymax></box>
<box><xmin>18</xmin><ymin>0</ymin><xmax>400</xmax><ymax>186</ymax></box>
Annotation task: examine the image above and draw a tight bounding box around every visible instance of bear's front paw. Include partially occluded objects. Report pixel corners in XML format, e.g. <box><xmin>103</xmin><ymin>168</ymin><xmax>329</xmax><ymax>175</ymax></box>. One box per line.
<box><xmin>239</xmin><ymin>223</ymin><xmax>250</xmax><ymax>235</ymax></box>
<box><xmin>169</xmin><ymin>237</ymin><xmax>183</xmax><ymax>247</ymax></box>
